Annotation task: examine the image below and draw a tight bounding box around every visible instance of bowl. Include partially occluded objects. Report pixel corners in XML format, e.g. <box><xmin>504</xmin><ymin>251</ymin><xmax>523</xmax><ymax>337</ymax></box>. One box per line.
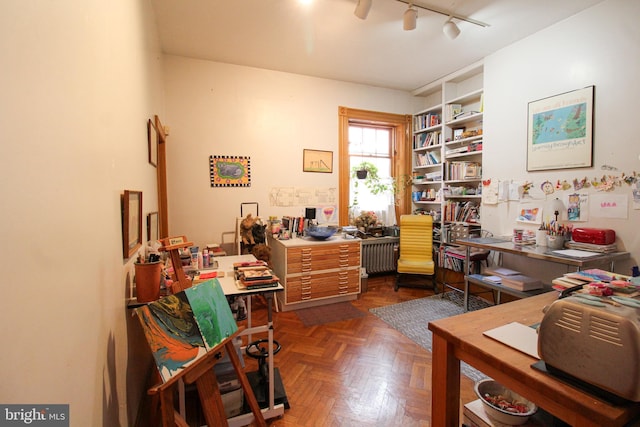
<box><xmin>474</xmin><ymin>379</ymin><xmax>537</xmax><ymax>425</ymax></box>
<box><xmin>306</xmin><ymin>226</ymin><xmax>338</xmax><ymax>240</ymax></box>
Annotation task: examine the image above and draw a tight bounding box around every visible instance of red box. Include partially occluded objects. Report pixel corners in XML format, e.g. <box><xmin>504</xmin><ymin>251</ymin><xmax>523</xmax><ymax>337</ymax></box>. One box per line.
<box><xmin>572</xmin><ymin>228</ymin><xmax>616</xmax><ymax>245</ymax></box>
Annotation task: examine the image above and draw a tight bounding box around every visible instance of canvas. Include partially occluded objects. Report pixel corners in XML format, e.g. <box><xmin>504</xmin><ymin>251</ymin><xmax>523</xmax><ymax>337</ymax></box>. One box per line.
<box><xmin>135</xmin><ymin>279</ymin><xmax>237</xmax><ymax>382</ymax></box>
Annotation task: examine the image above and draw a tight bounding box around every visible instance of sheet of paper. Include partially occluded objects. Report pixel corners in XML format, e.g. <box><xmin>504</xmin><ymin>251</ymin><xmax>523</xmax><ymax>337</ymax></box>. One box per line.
<box><xmin>483</xmin><ymin>322</ymin><xmax>540</xmax><ymax>359</ymax></box>
<box><xmin>552</xmin><ymin>249</ymin><xmax>600</xmax><ymax>258</ymax></box>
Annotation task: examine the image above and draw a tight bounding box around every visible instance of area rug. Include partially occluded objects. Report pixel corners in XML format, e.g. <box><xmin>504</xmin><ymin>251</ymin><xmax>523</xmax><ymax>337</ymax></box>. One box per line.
<box><xmin>296</xmin><ymin>301</ymin><xmax>366</xmax><ymax>327</ymax></box>
<box><xmin>370</xmin><ymin>291</ymin><xmax>491</xmax><ymax>382</ymax></box>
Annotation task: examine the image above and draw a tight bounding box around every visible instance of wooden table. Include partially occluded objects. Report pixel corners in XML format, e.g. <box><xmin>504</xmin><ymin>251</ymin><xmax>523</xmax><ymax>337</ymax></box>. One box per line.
<box><xmin>428</xmin><ymin>292</ymin><xmax>640</xmax><ymax>426</ymax></box>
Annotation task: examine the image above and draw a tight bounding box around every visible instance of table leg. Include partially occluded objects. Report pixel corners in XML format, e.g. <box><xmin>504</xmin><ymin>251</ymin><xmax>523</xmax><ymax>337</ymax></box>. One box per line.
<box><xmin>431</xmin><ymin>332</ymin><xmax>461</xmax><ymax>427</ymax></box>
<box><xmin>265</xmin><ymin>291</ymin><xmax>276</xmax><ymax>410</ymax></box>
<box><xmin>463</xmin><ymin>246</ymin><xmax>471</xmax><ymax>312</ymax></box>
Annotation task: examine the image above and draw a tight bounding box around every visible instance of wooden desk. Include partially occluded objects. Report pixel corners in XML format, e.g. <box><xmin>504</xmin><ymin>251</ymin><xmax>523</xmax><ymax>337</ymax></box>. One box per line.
<box><xmin>428</xmin><ymin>292</ymin><xmax>640</xmax><ymax>426</ymax></box>
<box><xmin>455</xmin><ymin>237</ymin><xmax>630</xmax><ymax>311</ymax></box>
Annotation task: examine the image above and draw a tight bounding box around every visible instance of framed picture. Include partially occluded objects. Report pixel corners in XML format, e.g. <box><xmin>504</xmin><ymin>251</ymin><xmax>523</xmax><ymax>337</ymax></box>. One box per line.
<box><xmin>147</xmin><ymin>119</ymin><xmax>158</xmax><ymax>167</ymax></box>
<box><xmin>122</xmin><ymin>190</ymin><xmax>143</xmax><ymax>258</ymax></box>
<box><xmin>209</xmin><ymin>155</ymin><xmax>251</xmax><ymax>187</ymax></box>
<box><xmin>303</xmin><ymin>149</ymin><xmax>333</xmax><ymax>173</ymax></box>
<box><xmin>527</xmin><ymin>86</ymin><xmax>594</xmax><ymax>171</ymax></box>
<box><xmin>147</xmin><ymin>211</ymin><xmax>159</xmax><ymax>242</ymax></box>
<box><xmin>453</xmin><ymin>128</ymin><xmax>465</xmax><ymax>140</ymax></box>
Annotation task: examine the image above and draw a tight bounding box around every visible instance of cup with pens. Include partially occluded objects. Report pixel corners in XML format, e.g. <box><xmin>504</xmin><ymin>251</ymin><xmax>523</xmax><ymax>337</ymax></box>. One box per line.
<box><xmin>544</xmin><ymin>221</ymin><xmax>572</xmax><ymax>250</ymax></box>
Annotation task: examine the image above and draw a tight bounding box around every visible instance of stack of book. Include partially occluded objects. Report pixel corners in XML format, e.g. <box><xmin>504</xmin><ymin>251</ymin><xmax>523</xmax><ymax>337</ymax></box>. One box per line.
<box><xmin>551</xmin><ymin>269</ymin><xmax>637</xmax><ymax>296</ymax></box>
<box><xmin>234</xmin><ymin>261</ymin><xmax>279</xmax><ymax>290</ymax></box>
<box><xmin>484</xmin><ymin>267</ymin><xmax>543</xmax><ymax>291</ymax></box>
<box><xmin>565</xmin><ymin>240</ymin><xmax>618</xmax><ymax>253</ymax></box>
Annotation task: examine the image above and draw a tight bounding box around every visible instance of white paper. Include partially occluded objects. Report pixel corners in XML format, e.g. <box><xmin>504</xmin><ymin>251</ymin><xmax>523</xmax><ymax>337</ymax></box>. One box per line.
<box><xmin>552</xmin><ymin>249</ymin><xmax>600</xmax><ymax>258</ymax></box>
<box><xmin>483</xmin><ymin>322</ymin><xmax>540</xmax><ymax>359</ymax></box>
<box><xmin>589</xmin><ymin>193</ymin><xmax>628</xmax><ymax>219</ymax></box>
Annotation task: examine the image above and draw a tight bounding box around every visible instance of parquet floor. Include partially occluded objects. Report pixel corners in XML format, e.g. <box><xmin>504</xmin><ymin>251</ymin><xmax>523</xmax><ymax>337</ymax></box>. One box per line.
<box><xmin>234</xmin><ymin>273</ymin><xmax>479</xmax><ymax>427</ymax></box>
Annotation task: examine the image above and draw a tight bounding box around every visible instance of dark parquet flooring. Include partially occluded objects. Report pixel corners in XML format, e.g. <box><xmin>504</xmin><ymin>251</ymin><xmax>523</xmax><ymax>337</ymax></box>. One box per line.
<box><xmin>232</xmin><ymin>273</ymin><xmax>479</xmax><ymax>426</ymax></box>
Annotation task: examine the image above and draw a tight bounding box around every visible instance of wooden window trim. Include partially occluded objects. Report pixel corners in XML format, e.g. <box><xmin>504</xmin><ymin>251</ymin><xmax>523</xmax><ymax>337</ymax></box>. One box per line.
<box><xmin>338</xmin><ymin>106</ymin><xmax>412</xmax><ymax>226</ymax></box>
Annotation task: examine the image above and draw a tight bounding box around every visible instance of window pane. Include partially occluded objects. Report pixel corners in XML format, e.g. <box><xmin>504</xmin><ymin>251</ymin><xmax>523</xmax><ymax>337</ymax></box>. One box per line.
<box><xmin>348</xmin><ymin>124</ymin><xmax>394</xmax><ymax>226</ymax></box>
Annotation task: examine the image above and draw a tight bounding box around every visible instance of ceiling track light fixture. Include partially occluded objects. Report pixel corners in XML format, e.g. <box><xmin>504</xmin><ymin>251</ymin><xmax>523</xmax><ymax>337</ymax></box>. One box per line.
<box><xmin>354</xmin><ymin>0</ymin><xmax>372</xmax><ymax>20</ymax></box>
<box><xmin>394</xmin><ymin>0</ymin><xmax>489</xmax><ymax>27</ymax></box>
<box><xmin>403</xmin><ymin>4</ymin><xmax>417</xmax><ymax>31</ymax></box>
<box><xmin>443</xmin><ymin>18</ymin><xmax>461</xmax><ymax>40</ymax></box>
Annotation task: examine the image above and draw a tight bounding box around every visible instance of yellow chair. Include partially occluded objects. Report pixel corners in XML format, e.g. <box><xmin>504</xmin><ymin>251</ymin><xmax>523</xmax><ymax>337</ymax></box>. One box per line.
<box><xmin>395</xmin><ymin>215</ymin><xmax>437</xmax><ymax>292</ymax></box>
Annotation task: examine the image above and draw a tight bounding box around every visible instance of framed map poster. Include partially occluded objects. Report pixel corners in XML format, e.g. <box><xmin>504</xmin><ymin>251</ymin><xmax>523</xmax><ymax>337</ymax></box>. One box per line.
<box><xmin>527</xmin><ymin>86</ymin><xmax>594</xmax><ymax>171</ymax></box>
<box><xmin>209</xmin><ymin>155</ymin><xmax>251</xmax><ymax>187</ymax></box>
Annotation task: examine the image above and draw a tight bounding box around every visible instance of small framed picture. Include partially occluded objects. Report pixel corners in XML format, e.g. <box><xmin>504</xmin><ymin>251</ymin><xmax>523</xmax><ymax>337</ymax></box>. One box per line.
<box><xmin>122</xmin><ymin>190</ymin><xmax>143</xmax><ymax>258</ymax></box>
<box><xmin>147</xmin><ymin>119</ymin><xmax>158</xmax><ymax>167</ymax></box>
<box><xmin>147</xmin><ymin>212</ymin><xmax>159</xmax><ymax>243</ymax></box>
<box><xmin>303</xmin><ymin>149</ymin><xmax>333</xmax><ymax>173</ymax></box>
<box><xmin>453</xmin><ymin>128</ymin><xmax>465</xmax><ymax>140</ymax></box>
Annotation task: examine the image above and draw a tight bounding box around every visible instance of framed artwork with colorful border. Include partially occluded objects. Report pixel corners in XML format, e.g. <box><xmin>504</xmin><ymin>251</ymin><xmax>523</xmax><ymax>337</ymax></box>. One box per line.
<box><xmin>209</xmin><ymin>155</ymin><xmax>251</xmax><ymax>187</ymax></box>
<box><xmin>527</xmin><ymin>85</ymin><xmax>594</xmax><ymax>171</ymax></box>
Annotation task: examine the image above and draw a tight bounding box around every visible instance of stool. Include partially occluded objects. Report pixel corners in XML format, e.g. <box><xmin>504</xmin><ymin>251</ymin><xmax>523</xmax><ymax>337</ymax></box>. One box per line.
<box><xmin>245</xmin><ymin>339</ymin><xmax>290</xmax><ymax>410</ymax></box>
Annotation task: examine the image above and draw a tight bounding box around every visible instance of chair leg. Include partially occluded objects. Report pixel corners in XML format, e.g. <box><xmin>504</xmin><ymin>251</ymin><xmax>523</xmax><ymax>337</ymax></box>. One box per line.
<box><xmin>394</xmin><ymin>273</ymin><xmax>401</xmax><ymax>291</ymax></box>
<box><xmin>432</xmin><ymin>274</ymin><xmax>438</xmax><ymax>294</ymax></box>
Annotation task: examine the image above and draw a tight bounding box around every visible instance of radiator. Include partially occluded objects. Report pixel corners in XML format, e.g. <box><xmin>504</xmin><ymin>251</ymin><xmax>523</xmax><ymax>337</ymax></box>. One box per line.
<box><xmin>361</xmin><ymin>237</ymin><xmax>399</xmax><ymax>274</ymax></box>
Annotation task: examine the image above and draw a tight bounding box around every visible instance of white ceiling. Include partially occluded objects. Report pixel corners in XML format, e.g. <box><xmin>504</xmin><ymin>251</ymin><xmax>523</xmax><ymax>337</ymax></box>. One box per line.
<box><xmin>151</xmin><ymin>0</ymin><xmax>603</xmax><ymax>92</ymax></box>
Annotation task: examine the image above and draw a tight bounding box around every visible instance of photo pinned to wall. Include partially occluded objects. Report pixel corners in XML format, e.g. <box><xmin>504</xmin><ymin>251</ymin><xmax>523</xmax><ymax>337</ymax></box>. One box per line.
<box><xmin>147</xmin><ymin>119</ymin><xmax>158</xmax><ymax>167</ymax></box>
<box><xmin>634</xmin><ymin>181</ymin><xmax>640</xmax><ymax>210</ymax></box>
<box><xmin>527</xmin><ymin>85</ymin><xmax>594</xmax><ymax>171</ymax></box>
<box><xmin>122</xmin><ymin>190</ymin><xmax>143</xmax><ymax>258</ymax></box>
<box><xmin>210</xmin><ymin>155</ymin><xmax>251</xmax><ymax>187</ymax></box>
<box><xmin>303</xmin><ymin>149</ymin><xmax>333</xmax><ymax>173</ymax></box>
<box><xmin>516</xmin><ymin>202</ymin><xmax>543</xmax><ymax>224</ymax></box>
<box><xmin>566</xmin><ymin>193</ymin><xmax>588</xmax><ymax>222</ymax></box>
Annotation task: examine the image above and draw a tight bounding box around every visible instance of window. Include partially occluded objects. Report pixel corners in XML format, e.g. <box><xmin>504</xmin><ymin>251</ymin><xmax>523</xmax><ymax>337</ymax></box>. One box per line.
<box><xmin>338</xmin><ymin>107</ymin><xmax>412</xmax><ymax>227</ymax></box>
<box><xmin>348</xmin><ymin>125</ymin><xmax>393</xmax><ymax>224</ymax></box>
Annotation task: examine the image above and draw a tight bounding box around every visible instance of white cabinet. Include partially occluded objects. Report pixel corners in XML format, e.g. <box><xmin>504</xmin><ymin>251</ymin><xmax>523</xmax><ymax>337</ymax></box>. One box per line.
<box><xmin>411</xmin><ymin>61</ymin><xmax>484</xmax><ymax>232</ymax></box>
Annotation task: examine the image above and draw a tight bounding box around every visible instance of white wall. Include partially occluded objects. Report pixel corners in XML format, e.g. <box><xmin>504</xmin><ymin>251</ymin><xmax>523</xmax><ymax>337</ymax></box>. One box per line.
<box><xmin>163</xmin><ymin>57</ymin><xmax>423</xmax><ymax>250</ymax></box>
<box><xmin>0</xmin><ymin>1</ymin><xmax>164</xmax><ymax>425</ymax></box>
<box><xmin>482</xmin><ymin>0</ymin><xmax>639</xmax><ymax>279</ymax></box>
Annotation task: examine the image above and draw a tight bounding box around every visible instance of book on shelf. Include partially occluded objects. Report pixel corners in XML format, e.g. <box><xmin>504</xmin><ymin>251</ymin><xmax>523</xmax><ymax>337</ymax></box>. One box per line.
<box><xmin>414</xmin><ymin>130</ymin><xmax>441</xmax><ymax>149</ymax></box>
<box><xmin>500</xmin><ymin>274</ymin><xmax>543</xmax><ymax>291</ymax></box>
<box><xmin>446</xmin><ymin>161</ymin><xmax>481</xmax><ymax>180</ymax></box>
<box><xmin>484</xmin><ymin>267</ymin><xmax>520</xmax><ymax>277</ymax></box>
<box><xmin>414</xmin><ymin>112</ymin><xmax>440</xmax><ymax>130</ymax></box>
<box><xmin>445</xmin><ymin>146</ymin><xmax>468</xmax><ymax>155</ymax></box>
<box><xmin>443</xmin><ymin>200</ymin><xmax>479</xmax><ymax>223</ymax></box>
<box><xmin>452</xmin><ymin>110</ymin><xmax>480</xmax><ymax>120</ymax></box>
<box><xmin>445</xmin><ymin>103</ymin><xmax>462</xmax><ymax>122</ymax></box>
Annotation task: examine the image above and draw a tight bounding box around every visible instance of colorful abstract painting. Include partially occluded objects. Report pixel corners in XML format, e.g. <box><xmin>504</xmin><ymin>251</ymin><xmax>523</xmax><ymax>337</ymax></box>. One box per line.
<box><xmin>210</xmin><ymin>155</ymin><xmax>251</xmax><ymax>187</ymax></box>
<box><xmin>135</xmin><ymin>279</ymin><xmax>237</xmax><ymax>382</ymax></box>
<box><xmin>185</xmin><ymin>280</ymin><xmax>238</xmax><ymax>350</ymax></box>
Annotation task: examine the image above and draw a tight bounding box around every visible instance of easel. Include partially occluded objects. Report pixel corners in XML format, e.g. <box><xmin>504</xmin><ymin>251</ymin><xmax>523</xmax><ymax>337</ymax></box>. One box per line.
<box><xmin>147</xmin><ymin>328</ymin><xmax>266</xmax><ymax>427</ymax></box>
<box><xmin>159</xmin><ymin>235</ymin><xmax>194</xmax><ymax>292</ymax></box>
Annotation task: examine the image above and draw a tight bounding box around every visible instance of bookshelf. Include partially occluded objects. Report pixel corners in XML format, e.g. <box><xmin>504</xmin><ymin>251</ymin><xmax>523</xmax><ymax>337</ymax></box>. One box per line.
<box><xmin>411</xmin><ymin>61</ymin><xmax>484</xmax><ymax>273</ymax></box>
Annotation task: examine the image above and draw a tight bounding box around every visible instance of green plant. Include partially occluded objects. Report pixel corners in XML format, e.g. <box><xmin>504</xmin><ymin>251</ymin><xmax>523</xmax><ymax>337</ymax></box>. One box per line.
<box><xmin>351</xmin><ymin>161</ymin><xmax>389</xmax><ymax>196</ymax></box>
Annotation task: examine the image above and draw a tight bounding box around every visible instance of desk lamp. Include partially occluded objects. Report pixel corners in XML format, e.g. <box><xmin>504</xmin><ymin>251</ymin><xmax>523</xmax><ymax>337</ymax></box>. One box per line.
<box><xmin>550</xmin><ymin>198</ymin><xmax>564</xmax><ymax>222</ymax></box>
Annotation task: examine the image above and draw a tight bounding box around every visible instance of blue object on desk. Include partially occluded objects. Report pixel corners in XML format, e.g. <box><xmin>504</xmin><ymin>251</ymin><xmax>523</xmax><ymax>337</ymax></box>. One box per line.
<box><xmin>306</xmin><ymin>226</ymin><xmax>338</xmax><ymax>240</ymax></box>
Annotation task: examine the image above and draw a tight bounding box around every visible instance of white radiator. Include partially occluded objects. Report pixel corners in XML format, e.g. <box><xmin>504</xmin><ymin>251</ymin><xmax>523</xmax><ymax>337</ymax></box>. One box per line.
<box><xmin>361</xmin><ymin>237</ymin><xmax>399</xmax><ymax>274</ymax></box>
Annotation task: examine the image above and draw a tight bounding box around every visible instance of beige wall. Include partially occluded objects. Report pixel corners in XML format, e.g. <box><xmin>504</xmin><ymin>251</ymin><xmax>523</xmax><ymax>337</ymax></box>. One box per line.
<box><xmin>482</xmin><ymin>0</ymin><xmax>639</xmax><ymax>280</ymax></box>
<box><xmin>0</xmin><ymin>1</ymin><xmax>165</xmax><ymax>425</ymax></box>
<box><xmin>163</xmin><ymin>57</ymin><xmax>423</xmax><ymax>250</ymax></box>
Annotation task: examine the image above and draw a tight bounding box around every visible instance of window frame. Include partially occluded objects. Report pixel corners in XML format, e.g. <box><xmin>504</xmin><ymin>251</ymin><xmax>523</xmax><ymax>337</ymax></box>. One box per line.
<box><xmin>338</xmin><ymin>106</ymin><xmax>412</xmax><ymax>226</ymax></box>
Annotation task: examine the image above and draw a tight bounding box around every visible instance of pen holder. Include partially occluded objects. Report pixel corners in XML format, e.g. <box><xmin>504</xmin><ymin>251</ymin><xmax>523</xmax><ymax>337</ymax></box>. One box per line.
<box><xmin>536</xmin><ymin>230</ymin><xmax>548</xmax><ymax>247</ymax></box>
<box><xmin>546</xmin><ymin>235</ymin><xmax>565</xmax><ymax>250</ymax></box>
<box><xmin>135</xmin><ymin>261</ymin><xmax>162</xmax><ymax>303</ymax></box>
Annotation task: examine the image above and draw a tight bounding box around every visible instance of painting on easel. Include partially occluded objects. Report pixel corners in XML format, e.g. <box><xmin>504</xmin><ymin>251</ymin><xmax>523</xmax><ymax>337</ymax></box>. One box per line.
<box><xmin>135</xmin><ymin>279</ymin><xmax>237</xmax><ymax>382</ymax></box>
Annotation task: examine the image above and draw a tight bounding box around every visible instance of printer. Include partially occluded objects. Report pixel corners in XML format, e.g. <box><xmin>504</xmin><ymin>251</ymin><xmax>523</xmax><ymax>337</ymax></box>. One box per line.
<box><xmin>538</xmin><ymin>294</ymin><xmax>640</xmax><ymax>402</ymax></box>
